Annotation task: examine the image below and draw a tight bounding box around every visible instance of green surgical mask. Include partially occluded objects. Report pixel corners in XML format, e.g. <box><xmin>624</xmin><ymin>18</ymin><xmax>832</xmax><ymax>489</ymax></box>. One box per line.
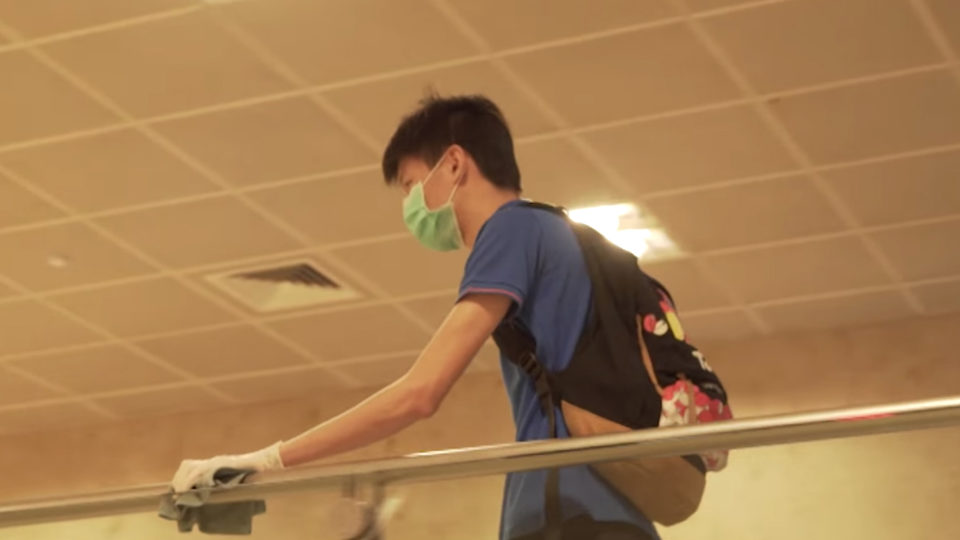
<box><xmin>402</xmin><ymin>157</ymin><xmax>463</xmax><ymax>252</ymax></box>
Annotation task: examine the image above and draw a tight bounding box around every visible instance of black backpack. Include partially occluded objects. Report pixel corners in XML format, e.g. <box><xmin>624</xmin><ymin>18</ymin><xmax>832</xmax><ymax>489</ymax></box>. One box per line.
<box><xmin>491</xmin><ymin>202</ymin><xmax>730</xmax><ymax>534</ymax></box>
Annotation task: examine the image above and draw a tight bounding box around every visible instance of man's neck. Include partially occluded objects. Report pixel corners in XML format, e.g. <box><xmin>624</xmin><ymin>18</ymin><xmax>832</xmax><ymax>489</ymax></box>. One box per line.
<box><xmin>461</xmin><ymin>190</ymin><xmax>520</xmax><ymax>248</ymax></box>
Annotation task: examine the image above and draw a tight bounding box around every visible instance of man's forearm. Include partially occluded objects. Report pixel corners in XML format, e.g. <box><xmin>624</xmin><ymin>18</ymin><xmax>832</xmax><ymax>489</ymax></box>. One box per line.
<box><xmin>278</xmin><ymin>379</ymin><xmax>430</xmax><ymax>468</ymax></box>
<box><xmin>273</xmin><ymin>295</ymin><xmax>510</xmax><ymax>469</ymax></box>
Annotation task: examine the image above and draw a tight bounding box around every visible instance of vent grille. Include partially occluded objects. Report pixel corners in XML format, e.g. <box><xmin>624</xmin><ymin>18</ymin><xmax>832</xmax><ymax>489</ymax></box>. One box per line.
<box><xmin>235</xmin><ymin>263</ymin><xmax>339</xmax><ymax>288</ymax></box>
<box><xmin>206</xmin><ymin>260</ymin><xmax>360</xmax><ymax>313</ymax></box>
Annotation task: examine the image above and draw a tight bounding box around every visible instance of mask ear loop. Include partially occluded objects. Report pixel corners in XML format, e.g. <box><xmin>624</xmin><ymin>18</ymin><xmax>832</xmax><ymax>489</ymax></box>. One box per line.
<box><xmin>416</xmin><ymin>154</ymin><xmax>450</xmax><ymax>212</ymax></box>
<box><xmin>448</xmin><ymin>166</ymin><xmax>466</xmax><ymax>246</ymax></box>
<box><xmin>417</xmin><ymin>158</ymin><xmax>441</xmax><ymax>192</ymax></box>
<box><xmin>425</xmin><ymin>151</ymin><xmax>464</xmax><ymax>211</ymax></box>
<box><xmin>421</xmin><ymin>150</ymin><xmax>467</xmax><ymax>246</ymax></box>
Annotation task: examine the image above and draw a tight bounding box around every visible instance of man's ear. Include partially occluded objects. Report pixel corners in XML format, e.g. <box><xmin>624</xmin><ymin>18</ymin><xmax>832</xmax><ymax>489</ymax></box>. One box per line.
<box><xmin>447</xmin><ymin>144</ymin><xmax>470</xmax><ymax>185</ymax></box>
<box><xmin>447</xmin><ymin>144</ymin><xmax>466</xmax><ymax>173</ymax></box>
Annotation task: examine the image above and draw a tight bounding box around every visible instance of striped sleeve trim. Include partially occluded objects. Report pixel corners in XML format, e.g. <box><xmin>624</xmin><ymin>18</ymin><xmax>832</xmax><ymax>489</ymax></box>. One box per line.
<box><xmin>459</xmin><ymin>286</ymin><xmax>523</xmax><ymax>306</ymax></box>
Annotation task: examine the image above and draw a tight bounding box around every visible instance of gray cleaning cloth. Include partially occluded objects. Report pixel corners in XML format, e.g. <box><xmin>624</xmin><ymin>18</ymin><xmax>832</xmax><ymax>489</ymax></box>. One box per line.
<box><xmin>159</xmin><ymin>467</ymin><xmax>266</xmax><ymax>535</ymax></box>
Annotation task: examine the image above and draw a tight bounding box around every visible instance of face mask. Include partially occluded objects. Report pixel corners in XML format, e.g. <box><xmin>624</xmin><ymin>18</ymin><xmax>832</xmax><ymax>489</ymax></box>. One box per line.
<box><xmin>402</xmin><ymin>156</ymin><xmax>463</xmax><ymax>252</ymax></box>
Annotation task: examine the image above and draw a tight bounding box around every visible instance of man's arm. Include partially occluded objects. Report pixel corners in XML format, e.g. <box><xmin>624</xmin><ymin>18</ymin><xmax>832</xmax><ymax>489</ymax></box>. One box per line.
<box><xmin>282</xmin><ymin>294</ymin><xmax>513</xmax><ymax>467</ymax></box>
<box><xmin>171</xmin><ymin>294</ymin><xmax>509</xmax><ymax>492</ymax></box>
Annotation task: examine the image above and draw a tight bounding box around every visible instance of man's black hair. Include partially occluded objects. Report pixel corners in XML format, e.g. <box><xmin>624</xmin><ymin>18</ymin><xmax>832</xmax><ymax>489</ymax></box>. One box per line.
<box><xmin>381</xmin><ymin>94</ymin><xmax>521</xmax><ymax>192</ymax></box>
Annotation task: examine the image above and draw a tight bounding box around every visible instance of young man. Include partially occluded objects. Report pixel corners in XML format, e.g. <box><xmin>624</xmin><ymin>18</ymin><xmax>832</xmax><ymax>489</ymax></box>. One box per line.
<box><xmin>171</xmin><ymin>95</ymin><xmax>662</xmax><ymax>539</ymax></box>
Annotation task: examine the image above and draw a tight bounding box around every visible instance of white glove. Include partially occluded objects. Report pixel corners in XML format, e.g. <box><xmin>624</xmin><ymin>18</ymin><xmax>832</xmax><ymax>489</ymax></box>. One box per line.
<box><xmin>170</xmin><ymin>441</ymin><xmax>285</xmax><ymax>494</ymax></box>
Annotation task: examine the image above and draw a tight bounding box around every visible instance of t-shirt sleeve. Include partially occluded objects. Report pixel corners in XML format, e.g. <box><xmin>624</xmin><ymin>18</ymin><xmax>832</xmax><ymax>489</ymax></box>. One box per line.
<box><xmin>458</xmin><ymin>209</ymin><xmax>542</xmax><ymax>311</ymax></box>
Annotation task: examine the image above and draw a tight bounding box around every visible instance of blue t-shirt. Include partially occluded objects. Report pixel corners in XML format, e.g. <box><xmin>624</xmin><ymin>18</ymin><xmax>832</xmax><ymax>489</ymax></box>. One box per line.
<box><xmin>458</xmin><ymin>200</ymin><xmax>659</xmax><ymax>540</ymax></box>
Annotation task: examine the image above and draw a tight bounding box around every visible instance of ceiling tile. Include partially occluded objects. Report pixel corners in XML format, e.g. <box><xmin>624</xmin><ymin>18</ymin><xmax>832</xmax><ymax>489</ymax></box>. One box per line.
<box><xmin>221</xmin><ymin>0</ymin><xmax>478</xmax><ymax>84</ymax></box>
<box><xmin>0</xmin><ymin>281</ymin><xmax>17</xmax><ymax>299</ymax></box>
<box><xmin>323</xmin><ymin>61</ymin><xmax>558</xmax><ymax>145</ymax></box>
<box><xmin>402</xmin><ymin>294</ymin><xmax>456</xmax><ymax>329</ymax></box>
<box><xmin>0</xmin><ymin>300</ymin><xmax>101</xmax><ymax>356</ymax></box>
<box><xmin>0</xmin><ymin>402</ymin><xmax>104</xmax><ymax>433</ymax></box>
<box><xmin>95</xmin><ymin>385</ymin><xmax>225</xmax><ymax>418</ymax></box>
<box><xmin>684</xmin><ymin>0</ymin><xmax>754</xmax><ymax>11</ymax></box>
<box><xmin>871</xmin><ymin>219</ymin><xmax>960</xmax><ymax>281</ymax></box>
<box><xmin>640</xmin><ymin>258</ymin><xmax>732</xmax><ymax>311</ymax></box>
<box><xmin>96</xmin><ymin>197</ymin><xmax>301</xmax><ymax>268</ymax></box>
<box><xmin>912</xmin><ymin>279</ymin><xmax>960</xmax><ymax>315</ymax></box>
<box><xmin>268</xmin><ymin>305</ymin><xmax>429</xmax><ymax>360</ymax></box>
<box><xmin>153</xmin><ymin>98</ymin><xmax>376</xmax><ymax>187</ymax></box>
<box><xmin>823</xmin><ymin>150</ymin><xmax>960</xmax><ymax>226</ymax></box>
<box><xmin>9</xmin><ymin>345</ymin><xmax>180</xmax><ymax>394</ymax></box>
<box><xmin>645</xmin><ymin>176</ymin><xmax>846</xmax><ymax>251</ymax></box>
<box><xmin>585</xmin><ymin>105</ymin><xmax>795</xmax><ymax>192</ymax></box>
<box><xmin>137</xmin><ymin>325</ymin><xmax>310</xmax><ymax>378</ymax></box>
<box><xmin>926</xmin><ymin>0</ymin><xmax>960</xmax><ymax>52</ymax></box>
<box><xmin>772</xmin><ymin>71</ymin><xmax>960</xmax><ymax>164</ymax></box>
<box><xmin>704</xmin><ymin>0</ymin><xmax>941</xmax><ymax>93</ymax></box>
<box><xmin>332</xmin><ymin>237</ymin><xmax>467</xmax><ymax>297</ymax></box>
<box><xmin>505</xmin><ymin>24</ymin><xmax>740</xmax><ymax>126</ymax></box>
<box><xmin>757</xmin><ymin>291</ymin><xmax>912</xmax><ymax>332</ymax></box>
<box><xmin>0</xmin><ymin>223</ymin><xmax>153</xmax><ymax>292</ymax></box>
<box><xmin>705</xmin><ymin>237</ymin><xmax>892</xmax><ymax>303</ymax></box>
<box><xmin>679</xmin><ymin>309</ymin><xmax>759</xmax><ymax>343</ymax></box>
<box><xmin>335</xmin><ymin>355</ymin><xmax>416</xmax><ymax>388</ymax></box>
<box><xmin>448</xmin><ymin>0</ymin><xmax>676</xmax><ymax>49</ymax></box>
<box><xmin>211</xmin><ymin>367</ymin><xmax>346</xmax><ymax>403</ymax></box>
<box><xmin>249</xmin><ymin>171</ymin><xmax>405</xmax><ymax>245</ymax></box>
<box><xmin>0</xmin><ymin>171</ymin><xmax>63</xmax><ymax>228</ymax></box>
<box><xmin>334</xmin><ymin>343</ymin><xmax>500</xmax><ymax>383</ymax></box>
<box><xmin>51</xmin><ymin>278</ymin><xmax>236</xmax><ymax>337</ymax></box>
<box><xmin>516</xmin><ymin>138</ymin><xmax>625</xmax><ymax>208</ymax></box>
<box><xmin>0</xmin><ymin>0</ymin><xmax>194</xmax><ymax>38</ymax></box>
<box><xmin>0</xmin><ymin>129</ymin><xmax>217</xmax><ymax>212</ymax></box>
<box><xmin>0</xmin><ymin>51</ymin><xmax>117</xmax><ymax>145</ymax></box>
<box><xmin>0</xmin><ymin>367</ymin><xmax>63</xmax><ymax>405</ymax></box>
<box><xmin>41</xmin><ymin>11</ymin><xmax>293</xmax><ymax>117</ymax></box>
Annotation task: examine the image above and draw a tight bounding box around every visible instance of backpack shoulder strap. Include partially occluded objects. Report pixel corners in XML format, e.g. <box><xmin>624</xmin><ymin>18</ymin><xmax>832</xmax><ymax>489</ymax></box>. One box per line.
<box><xmin>513</xmin><ymin>200</ymin><xmax>567</xmax><ymax>215</ymax></box>
<box><xmin>491</xmin><ymin>318</ymin><xmax>561</xmax><ymax>435</ymax></box>
<box><xmin>491</xmin><ymin>317</ymin><xmax>563</xmax><ymax>540</ymax></box>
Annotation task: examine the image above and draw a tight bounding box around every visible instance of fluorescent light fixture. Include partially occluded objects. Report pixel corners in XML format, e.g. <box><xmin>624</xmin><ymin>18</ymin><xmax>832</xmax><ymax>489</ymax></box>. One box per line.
<box><xmin>608</xmin><ymin>228</ymin><xmax>651</xmax><ymax>259</ymax></box>
<box><xmin>567</xmin><ymin>203</ymin><xmax>634</xmax><ymax>237</ymax></box>
<box><xmin>567</xmin><ymin>203</ymin><xmax>680</xmax><ymax>260</ymax></box>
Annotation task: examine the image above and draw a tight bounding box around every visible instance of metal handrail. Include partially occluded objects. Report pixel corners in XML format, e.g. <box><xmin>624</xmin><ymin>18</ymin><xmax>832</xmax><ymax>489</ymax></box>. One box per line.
<box><xmin>2</xmin><ymin>395</ymin><xmax>959</xmax><ymax>529</ymax></box>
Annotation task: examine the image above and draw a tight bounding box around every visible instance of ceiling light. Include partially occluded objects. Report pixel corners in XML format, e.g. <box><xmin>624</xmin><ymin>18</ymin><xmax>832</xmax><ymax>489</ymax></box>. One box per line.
<box><xmin>608</xmin><ymin>228</ymin><xmax>651</xmax><ymax>259</ymax></box>
<box><xmin>46</xmin><ymin>254</ymin><xmax>70</xmax><ymax>269</ymax></box>
<box><xmin>567</xmin><ymin>203</ymin><xmax>681</xmax><ymax>261</ymax></box>
<box><xmin>567</xmin><ymin>203</ymin><xmax>634</xmax><ymax>237</ymax></box>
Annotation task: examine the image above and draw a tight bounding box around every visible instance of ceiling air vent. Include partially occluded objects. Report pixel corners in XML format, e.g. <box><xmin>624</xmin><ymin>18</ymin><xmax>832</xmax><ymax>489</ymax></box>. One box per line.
<box><xmin>206</xmin><ymin>260</ymin><xmax>360</xmax><ymax>313</ymax></box>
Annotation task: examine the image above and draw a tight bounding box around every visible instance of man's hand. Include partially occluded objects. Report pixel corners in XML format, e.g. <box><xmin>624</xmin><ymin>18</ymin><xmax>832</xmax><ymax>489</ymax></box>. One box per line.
<box><xmin>170</xmin><ymin>441</ymin><xmax>284</xmax><ymax>494</ymax></box>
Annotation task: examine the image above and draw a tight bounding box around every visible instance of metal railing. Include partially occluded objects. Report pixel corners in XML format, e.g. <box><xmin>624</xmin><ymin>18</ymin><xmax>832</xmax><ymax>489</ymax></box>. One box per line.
<box><xmin>2</xmin><ymin>395</ymin><xmax>959</xmax><ymax>529</ymax></box>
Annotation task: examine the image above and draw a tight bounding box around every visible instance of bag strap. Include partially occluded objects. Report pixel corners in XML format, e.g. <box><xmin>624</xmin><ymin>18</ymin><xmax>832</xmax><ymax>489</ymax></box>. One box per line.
<box><xmin>491</xmin><ymin>318</ymin><xmax>562</xmax><ymax>540</ymax></box>
<box><xmin>636</xmin><ymin>315</ymin><xmax>664</xmax><ymax>397</ymax></box>
<box><xmin>492</xmin><ymin>318</ymin><xmax>561</xmax><ymax>430</ymax></box>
